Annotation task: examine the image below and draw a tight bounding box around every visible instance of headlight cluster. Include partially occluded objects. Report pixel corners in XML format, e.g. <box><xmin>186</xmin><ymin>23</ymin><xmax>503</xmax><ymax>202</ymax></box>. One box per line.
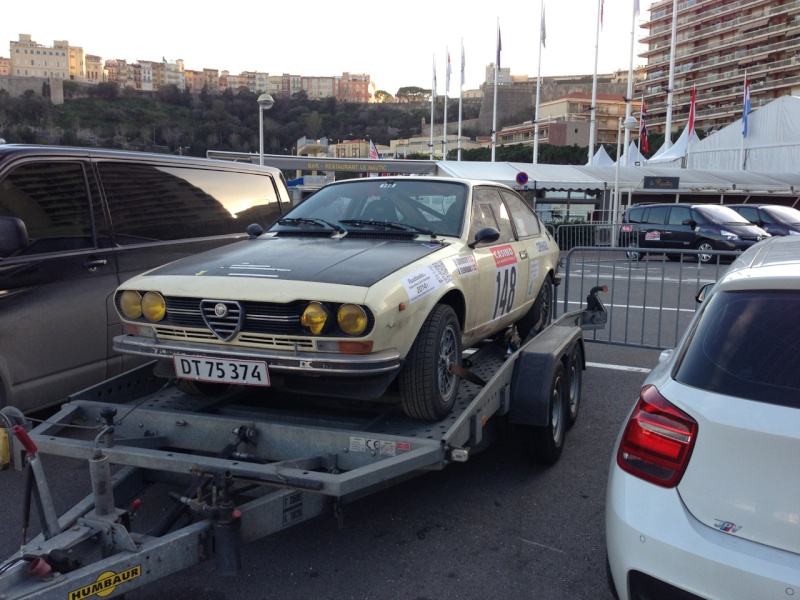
<box><xmin>301</xmin><ymin>301</ymin><xmax>368</xmax><ymax>336</ymax></box>
<box><xmin>720</xmin><ymin>230</ymin><xmax>740</xmax><ymax>241</ymax></box>
<box><xmin>119</xmin><ymin>290</ymin><xmax>166</xmax><ymax>322</ymax></box>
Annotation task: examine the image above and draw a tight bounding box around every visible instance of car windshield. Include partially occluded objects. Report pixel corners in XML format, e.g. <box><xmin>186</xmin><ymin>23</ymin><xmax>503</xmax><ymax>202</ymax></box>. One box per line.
<box><xmin>695</xmin><ymin>205</ymin><xmax>751</xmax><ymax>225</ymax></box>
<box><xmin>764</xmin><ymin>205</ymin><xmax>800</xmax><ymax>225</ymax></box>
<box><xmin>675</xmin><ymin>289</ymin><xmax>800</xmax><ymax>408</ymax></box>
<box><xmin>271</xmin><ymin>179</ymin><xmax>468</xmax><ymax>237</ymax></box>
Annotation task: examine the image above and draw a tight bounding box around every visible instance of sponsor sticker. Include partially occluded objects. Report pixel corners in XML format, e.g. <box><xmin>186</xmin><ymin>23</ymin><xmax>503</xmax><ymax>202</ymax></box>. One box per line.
<box><xmin>491</xmin><ymin>244</ymin><xmax>517</xmax><ymax>268</ymax></box>
<box><xmin>645</xmin><ymin>231</ymin><xmax>661</xmax><ymax>241</ymax></box>
<box><xmin>453</xmin><ymin>255</ymin><xmax>478</xmax><ymax>276</ymax></box>
<box><xmin>535</xmin><ymin>240</ymin><xmax>550</xmax><ymax>254</ymax></box>
<box><xmin>402</xmin><ymin>261</ymin><xmax>453</xmax><ymax>303</ymax></box>
<box><xmin>527</xmin><ymin>260</ymin><xmax>541</xmax><ymax>297</ymax></box>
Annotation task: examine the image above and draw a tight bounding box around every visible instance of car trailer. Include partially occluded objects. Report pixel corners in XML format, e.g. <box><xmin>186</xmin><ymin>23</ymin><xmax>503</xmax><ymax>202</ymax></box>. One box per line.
<box><xmin>0</xmin><ymin>288</ymin><xmax>606</xmax><ymax>600</ymax></box>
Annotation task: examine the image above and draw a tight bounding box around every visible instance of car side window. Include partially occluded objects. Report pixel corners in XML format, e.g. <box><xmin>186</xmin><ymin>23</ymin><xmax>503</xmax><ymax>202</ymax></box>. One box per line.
<box><xmin>647</xmin><ymin>206</ymin><xmax>669</xmax><ymax>225</ymax></box>
<box><xmin>98</xmin><ymin>162</ymin><xmax>285</xmax><ymax>244</ymax></box>
<box><xmin>499</xmin><ymin>190</ymin><xmax>541</xmax><ymax>238</ymax></box>
<box><xmin>470</xmin><ymin>187</ymin><xmax>515</xmax><ymax>243</ymax></box>
<box><xmin>626</xmin><ymin>207</ymin><xmax>644</xmax><ymax>223</ymax></box>
<box><xmin>668</xmin><ymin>206</ymin><xmax>692</xmax><ymax>225</ymax></box>
<box><xmin>0</xmin><ymin>161</ymin><xmax>105</xmax><ymax>256</ymax></box>
<box><xmin>735</xmin><ymin>206</ymin><xmax>759</xmax><ymax>223</ymax></box>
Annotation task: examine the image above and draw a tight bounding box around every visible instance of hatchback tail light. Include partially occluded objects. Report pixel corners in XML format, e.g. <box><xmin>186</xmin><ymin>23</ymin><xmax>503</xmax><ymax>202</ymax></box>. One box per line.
<box><xmin>617</xmin><ymin>385</ymin><xmax>698</xmax><ymax>488</ymax></box>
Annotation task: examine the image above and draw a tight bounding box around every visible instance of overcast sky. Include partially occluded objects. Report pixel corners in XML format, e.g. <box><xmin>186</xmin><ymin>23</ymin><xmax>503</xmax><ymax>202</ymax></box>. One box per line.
<box><xmin>3</xmin><ymin>0</ymin><xmax>655</xmax><ymax>95</ymax></box>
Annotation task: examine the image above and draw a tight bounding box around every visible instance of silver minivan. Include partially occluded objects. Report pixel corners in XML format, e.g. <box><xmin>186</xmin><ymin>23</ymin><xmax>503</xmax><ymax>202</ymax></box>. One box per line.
<box><xmin>0</xmin><ymin>145</ymin><xmax>290</xmax><ymax>413</ymax></box>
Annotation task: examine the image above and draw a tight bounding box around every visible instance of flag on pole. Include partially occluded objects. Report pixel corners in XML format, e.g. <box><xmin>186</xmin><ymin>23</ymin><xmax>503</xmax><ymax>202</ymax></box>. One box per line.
<box><xmin>369</xmin><ymin>139</ymin><xmax>378</xmax><ymax>159</ymax></box>
<box><xmin>432</xmin><ymin>56</ymin><xmax>437</xmax><ymax>99</ymax></box>
<box><xmin>742</xmin><ymin>72</ymin><xmax>752</xmax><ymax>137</ymax></box>
<box><xmin>634</xmin><ymin>0</ymin><xmax>640</xmax><ymax>16</ymax></box>
<box><xmin>541</xmin><ymin>5</ymin><xmax>547</xmax><ymax>48</ymax></box>
<box><xmin>640</xmin><ymin>97</ymin><xmax>649</xmax><ymax>153</ymax></box>
<box><xmin>497</xmin><ymin>27</ymin><xmax>502</xmax><ymax>68</ymax></box>
<box><xmin>460</xmin><ymin>40</ymin><xmax>465</xmax><ymax>87</ymax></box>
<box><xmin>446</xmin><ymin>50</ymin><xmax>451</xmax><ymax>93</ymax></box>
<box><xmin>601</xmin><ymin>0</ymin><xmax>605</xmax><ymax>30</ymax></box>
<box><xmin>687</xmin><ymin>85</ymin><xmax>697</xmax><ymax>140</ymax></box>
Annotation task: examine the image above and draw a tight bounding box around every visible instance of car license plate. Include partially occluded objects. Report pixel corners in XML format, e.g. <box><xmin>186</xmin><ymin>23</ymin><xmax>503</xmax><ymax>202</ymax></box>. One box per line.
<box><xmin>173</xmin><ymin>355</ymin><xmax>270</xmax><ymax>387</ymax></box>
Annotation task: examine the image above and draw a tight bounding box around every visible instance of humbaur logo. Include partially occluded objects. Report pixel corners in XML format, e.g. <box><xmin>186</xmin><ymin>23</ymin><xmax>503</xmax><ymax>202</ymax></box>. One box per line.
<box><xmin>69</xmin><ymin>565</ymin><xmax>141</xmax><ymax>599</ymax></box>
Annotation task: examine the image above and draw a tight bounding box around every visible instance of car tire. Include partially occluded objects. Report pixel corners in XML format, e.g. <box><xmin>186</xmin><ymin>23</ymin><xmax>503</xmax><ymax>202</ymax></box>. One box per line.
<box><xmin>399</xmin><ymin>304</ymin><xmax>461</xmax><ymax>421</ymax></box>
<box><xmin>175</xmin><ymin>379</ymin><xmax>230</xmax><ymax>396</ymax></box>
<box><xmin>566</xmin><ymin>343</ymin><xmax>583</xmax><ymax>429</ymax></box>
<box><xmin>516</xmin><ymin>276</ymin><xmax>553</xmax><ymax>340</ymax></box>
<box><xmin>625</xmin><ymin>241</ymin><xmax>641</xmax><ymax>261</ymax></box>
<box><xmin>696</xmin><ymin>240</ymin><xmax>715</xmax><ymax>263</ymax></box>
<box><xmin>525</xmin><ymin>361</ymin><xmax>567</xmax><ymax>465</ymax></box>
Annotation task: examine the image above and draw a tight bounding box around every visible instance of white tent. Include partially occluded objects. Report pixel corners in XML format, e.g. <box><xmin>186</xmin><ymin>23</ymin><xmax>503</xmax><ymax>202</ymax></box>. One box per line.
<box><xmin>686</xmin><ymin>95</ymin><xmax>800</xmax><ymax>171</ymax></box>
<box><xmin>620</xmin><ymin>142</ymin><xmax>646</xmax><ymax>166</ymax></box>
<box><xmin>589</xmin><ymin>145</ymin><xmax>615</xmax><ymax>166</ymax></box>
<box><xmin>645</xmin><ymin>124</ymin><xmax>701</xmax><ymax>167</ymax></box>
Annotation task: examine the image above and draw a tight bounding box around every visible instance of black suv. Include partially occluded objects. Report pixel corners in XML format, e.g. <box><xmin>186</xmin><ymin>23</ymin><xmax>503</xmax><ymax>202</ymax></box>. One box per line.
<box><xmin>621</xmin><ymin>203</ymin><xmax>769</xmax><ymax>262</ymax></box>
<box><xmin>0</xmin><ymin>145</ymin><xmax>291</xmax><ymax>413</ymax></box>
<box><xmin>726</xmin><ymin>204</ymin><xmax>800</xmax><ymax>237</ymax></box>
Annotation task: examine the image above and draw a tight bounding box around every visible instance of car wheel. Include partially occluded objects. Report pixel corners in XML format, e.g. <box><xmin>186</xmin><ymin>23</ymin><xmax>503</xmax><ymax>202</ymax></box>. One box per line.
<box><xmin>566</xmin><ymin>343</ymin><xmax>583</xmax><ymax>429</ymax></box>
<box><xmin>625</xmin><ymin>241</ymin><xmax>641</xmax><ymax>261</ymax></box>
<box><xmin>399</xmin><ymin>304</ymin><xmax>461</xmax><ymax>421</ymax></box>
<box><xmin>696</xmin><ymin>240</ymin><xmax>715</xmax><ymax>263</ymax></box>
<box><xmin>516</xmin><ymin>276</ymin><xmax>553</xmax><ymax>340</ymax></box>
<box><xmin>175</xmin><ymin>379</ymin><xmax>230</xmax><ymax>396</ymax></box>
<box><xmin>525</xmin><ymin>361</ymin><xmax>567</xmax><ymax>465</ymax></box>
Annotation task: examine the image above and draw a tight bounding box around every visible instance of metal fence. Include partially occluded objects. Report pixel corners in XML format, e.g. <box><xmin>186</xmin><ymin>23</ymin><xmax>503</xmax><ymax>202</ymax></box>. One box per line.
<box><xmin>557</xmin><ymin>247</ymin><xmax>736</xmax><ymax>349</ymax></box>
<box><xmin>553</xmin><ymin>223</ymin><xmax>639</xmax><ymax>251</ymax></box>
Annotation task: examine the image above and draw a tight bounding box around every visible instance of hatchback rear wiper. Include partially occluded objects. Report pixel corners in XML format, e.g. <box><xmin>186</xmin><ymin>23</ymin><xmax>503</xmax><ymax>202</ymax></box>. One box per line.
<box><xmin>277</xmin><ymin>217</ymin><xmax>346</xmax><ymax>234</ymax></box>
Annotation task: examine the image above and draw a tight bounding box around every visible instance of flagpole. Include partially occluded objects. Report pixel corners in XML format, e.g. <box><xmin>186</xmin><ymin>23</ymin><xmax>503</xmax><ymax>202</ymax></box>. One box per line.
<box><xmin>443</xmin><ymin>48</ymin><xmax>449</xmax><ymax>161</ymax></box>
<box><xmin>623</xmin><ymin>0</ymin><xmax>637</xmax><ymax>166</ymax></box>
<box><xmin>637</xmin><ymin>94</ymin><xmax>643</xmax><ymax>157</ymax></box>
<box><xmin>533</xmin><ymin>1</ymin><xmax>544</xmax><ymax>164</ymax></box>
<box><xmin>458</xmin><ymin>38</ymin><xmax>464</xmax><ymax>161</ymax></box>
<box><xmin>492</xmin><ymin>18</ymin><xmax>500</xmax><ymax>162</ymax></box>
<box><xmin>588</xmin><ymin>0</ymin><xmax>602</xmax><ymax>165</ymax></box>
<box><xmin>664</xmin><ymin>0</ymin><xmax>678</xmax><ymax>149</ymax></box>
<box><xmin>430</xmin><ymin>54</ymin><xmax>436</xmax><ymax>161</ymax></box>
<box><xmin>740</xmin><ymin>71</ymin><xmax>749</xmax><ymax>170</ymax></box>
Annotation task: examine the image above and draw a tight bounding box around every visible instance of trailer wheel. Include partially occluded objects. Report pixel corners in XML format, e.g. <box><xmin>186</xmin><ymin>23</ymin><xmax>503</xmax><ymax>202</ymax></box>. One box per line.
<box><xmin>526</xmin><ymin>362</ymin><xmax>567</xmax><ymax>465</ymax></box>
<box><xmin>399</xmin><ymin>304</ymin><xmax>461</xmax><ymax>421</ymax></box>
<box><xmin>566</xmin><ymin>343</ymin><xmax>583</xmax><ymax>429</ymax></box>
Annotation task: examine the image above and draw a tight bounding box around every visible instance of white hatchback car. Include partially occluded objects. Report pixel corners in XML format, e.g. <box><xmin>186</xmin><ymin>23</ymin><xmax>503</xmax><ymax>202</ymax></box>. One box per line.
<box><xmin>605</xmin><ymin>235</ymin><xmax>800</xmax><ymax>600</ymax></box>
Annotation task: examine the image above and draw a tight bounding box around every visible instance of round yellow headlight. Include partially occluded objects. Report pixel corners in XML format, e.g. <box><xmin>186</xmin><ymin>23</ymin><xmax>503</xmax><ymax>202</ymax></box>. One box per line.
<box><xmin>119</xmin><ymin>291</ymin><xmax>143</xmax><ymax>319</ymax></box>
<box><xmin>337</xmin><ymin>304</ymin><xmax>368</xmax><ymax>335</ymax></box>
<box><xmin>142</xmin><ymin>291</ymin><xmax>166</xmax><ymax>322</ymax></box>
<box><xmin>301</xmin><ymin>301</ymin><xmax>329</xmax><ymax>334</ymax></box>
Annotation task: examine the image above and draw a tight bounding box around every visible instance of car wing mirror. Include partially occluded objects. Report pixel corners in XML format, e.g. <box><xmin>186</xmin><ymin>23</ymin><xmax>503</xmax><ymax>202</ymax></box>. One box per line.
<box><xmin>247</xmin><ymin>223</ymin><xmax>264</xmax><ymax>239</ymax></box>
<box><xmin>468</xmin><ymin>227</ymin><xmax>500</xmax><ymax>249</ymax></box>
<box><xmin>682</xmin><ymin>219</ymin><xmax>697</xmax><ymax>228</ymax></box>
<box><xmin>0</xmin><ymin>217</ymin><xmax>28</xmax><ymax>257</ymax></box>
<box><xmin>695</xmin><ymin>283</ymin><xmax>713</xmax><ymax>304</ymax></box>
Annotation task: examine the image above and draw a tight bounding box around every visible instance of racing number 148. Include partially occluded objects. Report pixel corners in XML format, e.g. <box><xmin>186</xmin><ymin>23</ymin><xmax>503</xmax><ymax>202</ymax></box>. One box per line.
<box><xmin>493</xmin><ymin>265</ymin><xmax>517</xmax><ymax>319</ymax></box>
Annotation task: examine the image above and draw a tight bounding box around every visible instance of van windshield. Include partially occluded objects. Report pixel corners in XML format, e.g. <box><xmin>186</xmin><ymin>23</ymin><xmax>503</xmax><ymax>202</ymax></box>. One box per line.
<box><xmin>695</xmin><ymin>205</ymin><xmax>751</xmax><ymax>225</ymax></box>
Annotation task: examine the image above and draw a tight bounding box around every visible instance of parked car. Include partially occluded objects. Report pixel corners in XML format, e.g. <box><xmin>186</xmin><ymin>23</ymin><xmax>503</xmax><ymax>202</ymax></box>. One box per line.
<box><xmin>727</xmin><ymin>203</ymin><xmax>800</xmax><ymax>236</ymax></box>
<box><xmin>111</xmin><ymin>177</ymin><xmax>561</xmax><ymax>420</ymax></box>
<box><xmin>0</xmin><ymin>145</ymin><xmax>291</xmax><ymax>413</ymax></box>
<box><xmin>620</xmin><ymin>203</ymin><xmax>769</xmax><ymax>262</ymax></box>
<box><xmin>605</xmin><ymin>234</ymin><xmax>800</xmax><ymax>600</ymax></box>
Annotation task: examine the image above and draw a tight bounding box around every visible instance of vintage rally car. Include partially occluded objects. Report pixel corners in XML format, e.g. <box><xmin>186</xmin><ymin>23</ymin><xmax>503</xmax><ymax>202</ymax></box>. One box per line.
<box><xmin>112</xmin><ymin>176</ymin><xmax>560</xmax><ymax>420</ymax></box>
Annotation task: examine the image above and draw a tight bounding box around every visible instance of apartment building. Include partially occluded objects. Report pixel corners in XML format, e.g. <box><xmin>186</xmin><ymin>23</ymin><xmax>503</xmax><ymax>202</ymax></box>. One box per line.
<box><xmin>85</xmin><ymin>54</ymin><xmax>103</xmax><ymax>82</ymax></box>
<box><xmin>0</xmin><ymin>57</ymin><xmax>10</xmax><ymax>76</ymax></box>
<box><xmin>335</xmin><ymin>73</ymin><xmax>371</xmax><ymax>103</ymax></box>
<box><xmin>640</xmin><ymin>0</ymin><xmax>800</xmax><ymax>138</ymax></box>
<box><xmin>10</xmin><ymin>34</ymin><xmax>70</xmax><ymax>79</ymax></box>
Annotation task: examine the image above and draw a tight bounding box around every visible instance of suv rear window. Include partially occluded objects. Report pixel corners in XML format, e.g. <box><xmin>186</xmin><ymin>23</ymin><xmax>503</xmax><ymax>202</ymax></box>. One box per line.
<box><xmin>675</xmin><ymin>290</ymin><xmax>800</xmax><ymax>408</ymax></box>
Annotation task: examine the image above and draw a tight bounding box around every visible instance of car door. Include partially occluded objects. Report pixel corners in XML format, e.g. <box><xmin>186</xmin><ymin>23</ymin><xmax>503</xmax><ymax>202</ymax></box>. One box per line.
<box><xmin>465</xmin><ymin>187</ymin><xmax>529</xmax><ymax>342</ymax></box>
<box><xmin>0</xmin><ymin>158</ymin><xmax>118</xmax><ymax>413</ymax></box>
<box><xmin>640</xmin><ymin>205</ymin><xmax>669</xmax><ymax>249</ymax></box>
<box><xmin>661</xmin><ymin>205</ymin><xmax>696</xmax><ymax>250</ymax></box>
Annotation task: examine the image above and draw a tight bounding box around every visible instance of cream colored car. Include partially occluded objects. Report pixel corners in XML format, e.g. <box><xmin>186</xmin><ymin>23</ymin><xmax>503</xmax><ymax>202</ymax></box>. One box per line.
<box><xmin>113</xmin><ymin>177</ymin><xmax>560</xmax><ymax>420</ymax></box>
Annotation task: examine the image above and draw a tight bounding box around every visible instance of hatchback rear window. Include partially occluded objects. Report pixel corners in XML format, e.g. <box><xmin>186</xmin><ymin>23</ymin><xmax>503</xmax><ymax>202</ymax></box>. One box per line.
<box><xmin>675</xmin><ymin>290</ymin><xmax>800</xmax><ymax>408</ymax></box>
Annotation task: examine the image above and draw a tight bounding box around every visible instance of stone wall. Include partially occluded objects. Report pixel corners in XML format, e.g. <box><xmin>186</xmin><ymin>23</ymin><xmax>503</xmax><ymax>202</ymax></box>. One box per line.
<box><xmin>0</xmin><ymin>76</ymin><xmax>64</xmax><ymax>105</ymax></box>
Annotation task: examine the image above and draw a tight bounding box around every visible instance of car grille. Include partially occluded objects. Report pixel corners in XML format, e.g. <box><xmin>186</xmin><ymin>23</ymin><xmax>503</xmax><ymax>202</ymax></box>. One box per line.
<box><xmin>164</xmin><ymin>297</ymin><xmax>305</xmax><ymax>336</ymax></box>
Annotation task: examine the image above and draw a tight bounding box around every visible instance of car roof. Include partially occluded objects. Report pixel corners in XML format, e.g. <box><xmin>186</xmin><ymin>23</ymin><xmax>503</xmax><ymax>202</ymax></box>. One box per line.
<box><xmin>0</xmin><ymin>144</ymin><xmax>285</xmax><ymax>176</ymax></box>
<box><xmin>715</xmin><ymin>236</ymin><xmax>800</xmax><ymax>291</ymax></box>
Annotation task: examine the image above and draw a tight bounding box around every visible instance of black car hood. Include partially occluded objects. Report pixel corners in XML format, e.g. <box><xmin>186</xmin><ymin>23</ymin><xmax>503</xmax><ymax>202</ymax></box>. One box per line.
<box><xmin>142</xmin><ymin>236</ymin><xmax>446</xmax><ymax>287</ymax></box>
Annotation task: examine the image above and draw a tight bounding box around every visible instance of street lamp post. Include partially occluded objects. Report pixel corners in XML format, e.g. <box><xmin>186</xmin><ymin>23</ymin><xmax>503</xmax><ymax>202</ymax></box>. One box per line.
<box><xmin>257</xmin><ymin>93</ymin><xmax>274</xmax><ymax>166</ymax></box>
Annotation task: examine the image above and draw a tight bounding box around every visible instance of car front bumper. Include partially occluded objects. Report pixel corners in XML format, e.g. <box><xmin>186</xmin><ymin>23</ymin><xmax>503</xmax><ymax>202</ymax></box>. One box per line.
<box><xmin>605</xmin><ymin>464</ymin><xmax>800</xmax><ymax>600</ymax></box>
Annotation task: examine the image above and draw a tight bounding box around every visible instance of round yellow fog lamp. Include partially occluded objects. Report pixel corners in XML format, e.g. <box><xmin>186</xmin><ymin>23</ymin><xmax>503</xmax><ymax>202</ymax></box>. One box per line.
<box><xmin>338</xmin><ymin>304</ymin><xmax>368</xmax><ymax>335</ymax></box>
<box><xmin>142</xmin><ymin>291</ymin><xmax>166</xmax><ymax>322</ymax></box>
<box><xmin>119</xmin><ymin>291</ymin><xmax>143</xmax><ymax>319</ymax></box>
<box><xmin>301</xmin><ymin>301</ymin><xmax>329</xmax><ymax>334</ymax></box>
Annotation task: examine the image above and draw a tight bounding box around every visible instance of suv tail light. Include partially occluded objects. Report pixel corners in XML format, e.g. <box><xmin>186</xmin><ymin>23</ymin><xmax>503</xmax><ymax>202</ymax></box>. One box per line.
<box><xmin>617</xmin><ymin>385</ymin><xmax>698</xmax><ymax>488</ymax></box>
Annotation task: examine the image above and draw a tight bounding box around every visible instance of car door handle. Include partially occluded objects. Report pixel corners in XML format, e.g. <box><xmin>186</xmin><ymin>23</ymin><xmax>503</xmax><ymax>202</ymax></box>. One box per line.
<box><xmin>83</xmin><ymin>258</ymin><xmax>108</xmax><ymax>271</ymax></box>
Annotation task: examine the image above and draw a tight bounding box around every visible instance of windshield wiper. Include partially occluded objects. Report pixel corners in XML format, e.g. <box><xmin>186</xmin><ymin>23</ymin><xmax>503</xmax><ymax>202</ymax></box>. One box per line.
<box><xmin>277</xmin><ymin>217</ymin><xmax>346</xmax><ymax>234</ymax></box>
<box><xmin>339</xmin><ymin>219</ymin><xmax>435</xmax><ymax>236</ymax></box>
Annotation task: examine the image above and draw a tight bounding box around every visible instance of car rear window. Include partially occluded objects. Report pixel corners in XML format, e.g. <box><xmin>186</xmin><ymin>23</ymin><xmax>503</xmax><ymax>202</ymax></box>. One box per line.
<box><xmin>675</xmin><ymin>289</ymin><xmax>800</xmax><ymax>408</ymax></box>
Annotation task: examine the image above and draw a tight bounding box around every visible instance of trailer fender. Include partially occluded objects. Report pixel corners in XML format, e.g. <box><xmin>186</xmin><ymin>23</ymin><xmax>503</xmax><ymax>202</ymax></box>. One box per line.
<box><xmin>509</xmin><ymin>324</ymin><xmax>583</xmax><ymax>427</ymax></box>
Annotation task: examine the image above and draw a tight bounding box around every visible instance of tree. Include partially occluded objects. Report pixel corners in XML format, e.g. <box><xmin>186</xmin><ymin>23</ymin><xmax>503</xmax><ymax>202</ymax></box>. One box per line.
<box><xmin>396</xmin><ymin>86</ymin><xmax>430</xmax><ymax>103</ymax></box>
<box><xmin>304</xmin><ymin>111</ymin><xmax>323</xmax><ymax>140</ymax></box>
<box><xmin>374</xmin><ymin>90</ymin><xmax>394</xmax><ymax>103</ymax></box>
